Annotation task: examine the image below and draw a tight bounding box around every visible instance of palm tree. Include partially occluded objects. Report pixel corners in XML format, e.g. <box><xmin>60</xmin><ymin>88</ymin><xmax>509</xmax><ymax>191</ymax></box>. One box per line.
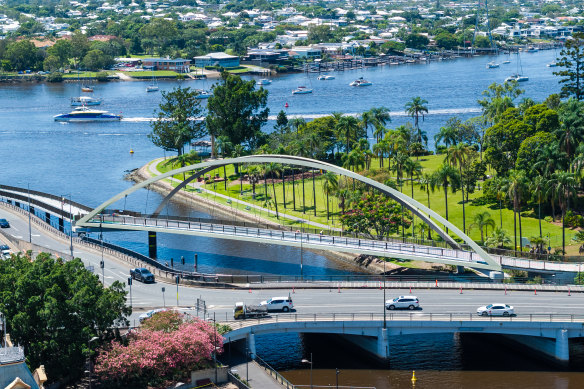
<box><xmin>470</xmin><ymin>211</ymin><xmax>496</xmax><ymax>243</ymax></box>
<box><xmin>372</xmin><ymin>141</ymin><xmax>385</xmax><ymax>168</ymax></box>
<box><xmin>336</xmin><ymin>115</ymin><xmax>362</xmax><ymax>153</ymax></box>
<box><xmin>362</xmin><ymin>107</ymin><xmax>391</xmax><ymax>140</ymax></box>
<box><xmin>492</xmin><ymin>177</ymin><xmax>507</xmax><ymax>228</ymax></box>
<box><xmin>290</xmin><ymin>117</ymin><xmax>306</xmax><ymax>135</ymax></box>
<box><xmin>404</xmin><ymin>158</ymin><xmax>422</xmax><ymax>199</ymax></box>
<box><xmin>557</xmin><ymin>99</ymin><xmax>584</xmax><ymax>166</ymax></box>
<box><xmin>430</xmin><ymin>164</ymin><xmax>460</xmax><ymax>233</ymax></box>
<box><xmin>447</xmin><ymin>144</ymin><xmax>473</xmax><ymax>233</ymax></box>
<box><xmin>404</xmin><ymin>96</ymin><xmax>429</xmax><ymax>144</ymax></box>
<box><xmin>529</xmin><ymin>175</ymin><xmax>547</xmax><ymax>239</ymax></box>
<box><xmin>507</xmin><ymin>169</ymin><xmax>527</xmax><ymax>253</ymax></box>
<box><xmin>434</xmin><ymin>119</ymin><xmax>459</xmax><ymax>148</ymax></box>
<box><xmin>485</xmin><ymin>227</ymin><xmax>512</xmax><ymax>249</ymax></box>
<box><xmin>247</xmin><ymin>165</ymin><xmax>260</xmax><ymax>199</ymax></box>
<box><xmin>264</xmin><ymin>163</ymin><xmax>281</xmax><ymax>219</ymax></box>
<box><xmin>322</xmin><ymin>171</ymin><xmax>339</xmax><ymax>220</ymax></box>
<box><xmin>548</xmin><ymin>170</ymin><xmax>578</xmax><ymax>254</ymax></box>
<box><xmin>391</xmin><ymin>153</ymin><xmax>410</xmax><ymax>186</ymax></box>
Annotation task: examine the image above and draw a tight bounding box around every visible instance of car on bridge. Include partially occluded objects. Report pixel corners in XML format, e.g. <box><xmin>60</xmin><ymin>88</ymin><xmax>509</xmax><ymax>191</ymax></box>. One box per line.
<box><xmin>130</xmin><ymin>267</ymin><xmax>155</xmax><ymax>283</ymax></box>
<box><xmin>0</xmin><ymin>219</ymin><xmax>10</xmax><ymax>228</ymax></box>
<box><xmin>260</xmin><ymin>296</ymin><xmax>294</xmax><ymax>312</ymax></box>
<box><xmin>1</xmin><ymin>245</ymin><xmax>11</xmax><ymax>259</ymax></box>
<box><xmin>477</xmin><ymin>303</ymin><xmax>515</xmax><ymax>317</ymax></box>
<box><xmin>139</xmin><ymin>308</ymin><xmax>165</xmax><ymax>323</ymax></box>
<box><xmin>385</xmin><ymin>296</ymin><xmax>420</xmax><ymax>310</ymax></box>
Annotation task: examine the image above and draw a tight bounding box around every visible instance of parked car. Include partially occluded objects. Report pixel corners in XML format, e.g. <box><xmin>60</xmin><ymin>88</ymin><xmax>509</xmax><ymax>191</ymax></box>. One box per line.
<box><xmin>0</xmin><ymin>245</ymin><xmax>10</xmax><ymax>259</ymax></box>
<box><xmin>477</xmin><ymin>303</ymin><xmax>514</xmax><ymax>317</ymax></box>
<box><xmin>139</xmin><ymin>308</ymin><xmax>165</xmax><ymax>323</ymax></box>
<box><xmin>260</xmin><ymin>296</ymin><xmax>294</xmax><ymax>312</ymax></box>
<box><xmin>130</xmin><ymin>267</ymin><xmax>155</xmax><ymax>283</ymax></box>
<box><xmin>385</xmin><ymin>295</ymin><xmax>420</xmax><ymax>310</ymax></box>
<box><xmin>0</xmin><ymin>219</ymin><xmax>10</xmax><ymax>228</ymax></box>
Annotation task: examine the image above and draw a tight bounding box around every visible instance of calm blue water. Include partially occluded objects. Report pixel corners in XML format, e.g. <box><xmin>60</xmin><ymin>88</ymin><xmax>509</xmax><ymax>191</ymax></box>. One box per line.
<box><xmin>0</xmin><ymin>50</ymin><xmax>561</xmax><ymax>275</ymax></box>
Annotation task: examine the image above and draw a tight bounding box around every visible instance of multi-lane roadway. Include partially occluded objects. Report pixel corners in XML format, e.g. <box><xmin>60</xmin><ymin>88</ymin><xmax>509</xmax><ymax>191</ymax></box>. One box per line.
<box><xmin>1</xmin><ymin>205</ymin><xmax>582</xmax><ymax>327</ymax></box>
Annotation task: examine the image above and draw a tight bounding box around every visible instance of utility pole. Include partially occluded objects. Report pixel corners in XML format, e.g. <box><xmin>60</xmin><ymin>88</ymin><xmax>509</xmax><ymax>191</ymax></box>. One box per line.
<box><xmin>27</xmin><ymin>184</ymin><xmax>31</xmax><ymax>243</ymax></box>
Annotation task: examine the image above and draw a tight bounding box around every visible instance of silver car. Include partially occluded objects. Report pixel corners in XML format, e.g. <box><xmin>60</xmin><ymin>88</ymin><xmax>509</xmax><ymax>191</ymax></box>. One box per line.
<box><xmin>260</xmin><ymin>296</ymin><xmax>294</xmax><ymax>312</ymax></box>
<box><xmin>385</xmin><ymin>295</ymin><xmax>420</xmax><ymax>310</ymax></box>
<box><xmin>477</xmin><ymin>303</ymin><xmax>515</xmax><ymax>317</ymax></box>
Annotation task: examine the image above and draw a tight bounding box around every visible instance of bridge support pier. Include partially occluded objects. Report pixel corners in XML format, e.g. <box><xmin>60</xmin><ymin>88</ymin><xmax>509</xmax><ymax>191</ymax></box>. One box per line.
<box><xmin>58</xmin><ymin>217</ymin><xmax>64</xmax><ymax>232</ymax></box>
<box><xmin>45</xmin><ymin>212</ymin><xmax>51</xmax><ymax>225</ymax></box>
<box><xmin>555</xmin><ymin>329</ymin><xmax>569</xmax><ymax>363</ymax></box>
<box><xmin>29</xmin><ymin>206</ymin><xmax>35</xmax><ymax>216</ymax></box>
<box><xmin>247</xmin><ymin>333</ymin><xmax>256</xmax><ymax>360</ymax></box>
<box><xmin>377</xmin><ymin>327</ymin><xmax>389</xmax><ymax>360</ymax></box>
<box><xmin>148</xmin><ymin>231</ymin><xmax>157</xmax><ymax>259</ymax></box>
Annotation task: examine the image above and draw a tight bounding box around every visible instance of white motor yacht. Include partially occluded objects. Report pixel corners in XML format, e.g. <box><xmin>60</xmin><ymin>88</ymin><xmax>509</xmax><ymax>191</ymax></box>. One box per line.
<box><xmin>292</xmin><ymin>86</ymin><xmax>313</xmax><ymax>94</ymax></box>
<box><xmin>257</xmin><ymin>79</ymin><xmax>272</xmax><ymax>85</ymax></box>
<box><xmin>54</xmin><ymin>107</ymin><xmax>122</xmax><ymax>122</ymax></box>
<box><xmin>486</xmin><ymin>61</ymin><xmax>500</xmax><ymax>69</ymax></box>
<box><xmin>505</xmin><ymin>73</ymin><xmax>529</xmax><ymax>82</ymax></box>
<box><xmin>195</xmin><ymin>89</ymin><xmax>212</xmax><ymax>99</ymax></box>
<box><xmin>70</xmin><ymin>96</ymin><xmax>102</xmax><ymax>106</ymax></box>
<box><xmin>349</xmin><ymin>77</ymin><xmax>372</xmax><ymax>86</ymax></box>
<box><xmin>317</xmin><ymin>74</ymin><xmax>335</xmax><ymax>80</ymax></box>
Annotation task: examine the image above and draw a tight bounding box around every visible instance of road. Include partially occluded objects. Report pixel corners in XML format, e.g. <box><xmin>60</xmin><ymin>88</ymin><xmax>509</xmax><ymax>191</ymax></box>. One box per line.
<box><xmin>1</xmin><ymin>205</ymin><xmax>583</xmax><ymax>327</ymax></box>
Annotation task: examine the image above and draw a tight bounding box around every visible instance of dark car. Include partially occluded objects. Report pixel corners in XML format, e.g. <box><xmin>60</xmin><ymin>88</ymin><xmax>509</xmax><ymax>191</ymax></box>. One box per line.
<box><xmin>130</xmin><ymin>267</ymin><xmax>155</xmax><ymax>283</ymax></box>
<box><xmin>0</xmin><ymin>219</ymin><xmax>10</xmax><ymax>228</ymax></box>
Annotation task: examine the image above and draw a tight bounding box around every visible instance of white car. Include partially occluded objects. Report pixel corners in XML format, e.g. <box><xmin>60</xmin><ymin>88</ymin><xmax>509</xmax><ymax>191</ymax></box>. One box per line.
<box><xmin>139</xmin><ymin>308</ymin><xmax>165</xmax><ymax>323</ymax></box>
<box><xmin>260</xmin><ymin>296</ymin><xmax>294</xmax><ymax>312</ymax></box>
<box><xmin>477</xmin><ymin>303</ymin><xmax>515</xmax><ymax>317</ymax></box>
<box><xmin>385</xmin><ymin>296</ymin><xmax>420</xmax><ymax>310</ymax></box>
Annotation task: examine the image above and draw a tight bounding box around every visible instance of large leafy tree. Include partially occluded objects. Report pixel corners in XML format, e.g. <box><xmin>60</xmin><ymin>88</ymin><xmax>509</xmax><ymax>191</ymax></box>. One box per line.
<box><xmin>149</xmin><ymin>87</ymin><xmax>206</xmax><ymax>156</ymax></box>
<box><xmin>554</xmin><ymin>32</ymin><xmax>584</xmax><ymax>101</ymax></box>
<box><xmin>5</xmin><ymin>40</ymin><xmax>41</xmax><ymax>71</ymax></box>
<box><xmin>206</xmin><ymin>72</ymin><xmax>269</xmax><ymax>156</ymax></box>
<box><xmin>0</xmin><ymin>253</ymin><xmax>130</xmax><ymax>382</ymax></box>
<box><xmin>340</xmin><ymin>193</ymin><xmax>410</xmax><ymax>239</ymax></box>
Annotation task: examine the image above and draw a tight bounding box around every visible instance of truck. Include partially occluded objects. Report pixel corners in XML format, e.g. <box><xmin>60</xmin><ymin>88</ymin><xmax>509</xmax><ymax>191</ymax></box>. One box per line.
<box><xmin>233</xmin><ymin>302</ymin><xmax>268</xmax><ymax>320</ymax></box>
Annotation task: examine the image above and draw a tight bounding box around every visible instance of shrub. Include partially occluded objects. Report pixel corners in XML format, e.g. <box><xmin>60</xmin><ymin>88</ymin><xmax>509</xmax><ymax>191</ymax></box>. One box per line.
<box><xmin>96</xmin><ymin>71</ymin><xmax>110</xmax><ymax>82</ymax></box>
<box><xmin>95</xmin><ymin>314</ymin><xmax>223</xmax><ymax>388</ymax></box>
<box><xmin>46</xmin><ymin>72</ymin><xmax>63</xmax><ymax>82</ymax></box>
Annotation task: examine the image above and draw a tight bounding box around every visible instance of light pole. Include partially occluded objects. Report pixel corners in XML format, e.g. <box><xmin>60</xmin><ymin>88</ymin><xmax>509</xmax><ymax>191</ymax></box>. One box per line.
<box><xmin>301</xmin><ymin>353</ymin><xmax>313</xmax><ymax>389</ymax></box>
<box><xmin>27</xmin><ymin>183</ymin><xmax>31</xmax><ymax>243</ymax></box>
<box><xmin>87</xmin><ymin>336</ymin><xmax>99</xmax><ymax>389</ymax></box>
<box><xmin>300</xmin><ymin>230</ymin><xmax>304</xmax><ymax>279</ymax></box>
<box><xmin>336</xmin><ymin>368</ymin><xmax>340</xmax><ymax>389</ymax></box>
<box><xmin>69</xmin><ymin>193</ymin><xmax>73</xmax><ymax>258</ymax></box>
<box><xmin>100</xmin><ymin>223</ymin><xmax>105</xmax><ymax>284</ymax></box>
<box><xmin>162</xmin><ymin>287</ymin><xmax>166</xmax><ymax>308</ymax></box>
<box><xmin>213</xmin><ymin>312</ymin><xmax>218</xmax><ymax>383</ymax></box>
<box><xmin>383</xmin><ymin>259</ymin><xmax>386</xmax><ymax>328</ymax></box>
<box><xmin>127</xmin><ymin>276</ymin><xmax>133</xmax><ymax>308</ymax></box>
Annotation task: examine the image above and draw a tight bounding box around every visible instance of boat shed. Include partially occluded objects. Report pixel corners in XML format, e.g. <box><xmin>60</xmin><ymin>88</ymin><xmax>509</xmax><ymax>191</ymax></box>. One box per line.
<box><xmin>141</xmin><ymin>58</ymin><xmax>191</xmax><ymax>73</ymax></box>
<box><xmin>194</xmin><ymin>52</ymin><xmax>240</xmax><ymax>68</ymax></box>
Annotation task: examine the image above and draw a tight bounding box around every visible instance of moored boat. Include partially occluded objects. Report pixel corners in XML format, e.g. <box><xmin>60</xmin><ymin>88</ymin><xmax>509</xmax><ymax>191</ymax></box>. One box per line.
<box><xmin>81</xmin><ymin>86</ymin><xmax>93</xmax><ymax>93</ymax></box>
<box><xmin>317</xmin><ymin>74</ymin><xmax>335</xmax><ymax>80</ymax></box>
<box><xmin>195</xmin><ymin>89</ymin><xmax>212</xmax><ymax>99</ymax></box>
<box><xmin>349</xmin><ymin>77</ymin><xmax>372</xmax><ymax>86</ymax></box>
<box><xmin>486</xmin><ymin>61</ymin><xmax>500</xmax><ymax>69</ymax></box>
<box><xmin>505</xmin><ymin>73</ymin><xmax>529</xmax><ymax>82</ymax></box>
<box><xmin>54</xmin><ymin>107</ymin><xmax>122</xmax><ymax>122</ymax></box>
<box><xmin>70</xmin><ymin>96</ymin><xmax>102</xmax><ymax>106</ymax></box>
<box><xmin>257</xmin><ymin>79</ymin><xmax>272</xmax><ymax>85</ymax></box>
<box><xmin>146</xmin><ymin>85</ymin><xmax>159</xmax><ymax>92</ymax></box>
<box><xmin>292</xmin><ymin>86</ymin><xmax>313</xmax><ymax>94</ymax></box>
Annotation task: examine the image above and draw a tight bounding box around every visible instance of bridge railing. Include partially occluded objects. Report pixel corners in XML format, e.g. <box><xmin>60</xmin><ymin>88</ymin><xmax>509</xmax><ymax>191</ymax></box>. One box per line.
<box><xmin>92</xmin><ymin>214</ymin><xmax>480</xmax><ymax>264</ymax></box>
<box><xmin>223</xmin><ymin>312</ymin><xmax>584</xmax><ymax>329</ymax></box>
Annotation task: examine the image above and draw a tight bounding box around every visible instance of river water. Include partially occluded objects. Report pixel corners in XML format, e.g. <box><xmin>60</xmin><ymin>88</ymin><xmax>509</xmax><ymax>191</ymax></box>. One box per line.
<box><xmin>1</xmin><ymin>49</ymin><xmax>582</xmax><ymax>386</ymax></box>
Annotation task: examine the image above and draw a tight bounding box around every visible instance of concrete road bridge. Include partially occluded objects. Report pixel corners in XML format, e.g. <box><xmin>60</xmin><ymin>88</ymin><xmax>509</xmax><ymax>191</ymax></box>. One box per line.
<box><xmin>223</xmin><ymin>312</ymin><xmax>584</xmax><ymax>364</ymax></box>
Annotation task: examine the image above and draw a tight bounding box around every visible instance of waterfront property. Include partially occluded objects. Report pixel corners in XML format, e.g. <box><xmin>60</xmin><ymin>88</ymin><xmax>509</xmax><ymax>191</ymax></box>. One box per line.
<box><xmin>193</xmin><ymin>52</ymin><xmax>240</xmax><ymax>68</ymax></box>
<box><xmin>223</xmin><ymin>313</ymin><xmax>583</xmax><ymax>364</ymax></box>
<box><xmin>141</xmin><ymin>58</ymin><xmax>191</xmax><ymax>73</ymax></box>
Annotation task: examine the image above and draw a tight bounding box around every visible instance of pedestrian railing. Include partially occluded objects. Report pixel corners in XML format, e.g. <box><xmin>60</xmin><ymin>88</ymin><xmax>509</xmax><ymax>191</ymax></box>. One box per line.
<box><xmin>222</xmin><ymin>312</ymin><xmax>584</xmax><ymax>330</ymax></box>
<box><xmin>254</xmin><ymin>355</ymin><xmax>296</xmax><ymax>389</ymax></box>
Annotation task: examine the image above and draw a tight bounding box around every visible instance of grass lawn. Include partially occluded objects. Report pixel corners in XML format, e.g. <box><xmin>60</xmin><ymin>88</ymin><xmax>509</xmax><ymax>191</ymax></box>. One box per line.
<box><xmin>125</xmin><ymin>70</ymin><xmax>182</xmax><ymax>77</ymax></box>
<box><xmin>150</xmin><ymin>155</ymin><xmax>573</xmax><ymax>251</ymax></box>
<box><xmin>62</xmin><ymin>71</ymin><xmax>114</xmax><ymax>78</ymax></box>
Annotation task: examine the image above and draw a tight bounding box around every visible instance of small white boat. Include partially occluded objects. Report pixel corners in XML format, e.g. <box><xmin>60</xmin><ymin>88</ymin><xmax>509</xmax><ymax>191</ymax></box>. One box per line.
<box><xmin>54</xmin><ymin>107</ymin><xmax>122</xmax><ymax>122</ymax></box>
<box><xmin>70</xmin><ymin>96</ymin><xmax>101</xmax><ymax>106</ymax></box>
<box><xmin>292</xmin><ymin>86</ymin><xmax>313</xmax><ymax>94</ymax></box>
<box><xmin>317</xmin><ymin>74</ymin><xmax>335</xmax><ymax>80</ymax></box>
<box><xmin>502</xmin><ymin>60</ymin><xmax>511</xmax><ymax>64</ymax></box>
<box><xmin>505</xmin><ymin>73</ymin><xmax>529</xmax><ymax>82</ymax></box>
<box><xmin>349</xmin><ymin>77</ymin><xmax>372</xmax><ymax>87</ymax></box>
<box><xmin>195</xmin><ymin>89</ymin><xmax>212</xmax><ymax>99</ymax></box>
<box><xmin>81</xmin><ymin>86</ymin><xmax>93</xmax><ymax>93</ymax></box>
<box><xmin>146</xmin><ymin>85</ymin><xmax>159</xmax><ymax>92</ymax></box>
<box><xmin>486</xmin><ymin>61</ymin><xmax>500</xmax><ymax>69</ymax></box>
<box><xmin>547</xmin><ymin>62</ymin><xmax>558</xmax><ymax>67</ymax></box>
<box><xmin>257</xmin><ymin>79</ymin><xmax>272</xmax><ymax>85</ymax></box>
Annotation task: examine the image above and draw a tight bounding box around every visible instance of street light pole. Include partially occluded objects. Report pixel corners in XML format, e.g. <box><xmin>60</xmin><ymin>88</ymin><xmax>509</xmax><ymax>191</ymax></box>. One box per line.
<box><xmin>383</xmin><ymin>260</ymin><xmax>386</xmax><ymax>328</ymax></box>
<box><xmin>87</xmin><ymin>336</ymin><xmax>99</xmax><ymax>389</ymax></box>
<box><xmin>27</xmin><ymin>183</ymin><xmax>31</xmax><ymax>243</ymax></box>
<box><xmin>300</xmin><ymin>231</ymin><xmax>303</xmax><ymax>279</ymax></box>
<box><xmin>162</xmin><ymin>287</ymin><xmax>166</xmax><ymax>308</ymax></box>
<box><xmin>336</xmin><ymin>368</ymin><xmax>340</xmax><ymax>389</ymax></box>
<box><xmin>69</xmin><ymin>194</ymin><xmax>73</xmax><ymax>258</ymax></box>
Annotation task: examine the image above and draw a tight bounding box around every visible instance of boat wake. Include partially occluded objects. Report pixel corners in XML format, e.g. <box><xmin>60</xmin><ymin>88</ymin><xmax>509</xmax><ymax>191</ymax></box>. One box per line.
<box><xmin>121</xmin><ymin>107</ymin><xmax>481</xmax><ymax>122</ymax></box>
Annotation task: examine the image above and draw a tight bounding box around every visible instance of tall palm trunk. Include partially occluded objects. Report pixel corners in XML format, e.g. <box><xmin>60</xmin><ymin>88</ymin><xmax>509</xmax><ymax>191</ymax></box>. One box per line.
<box><xmin>292</xmin><ymin>169</ymin><xmax>296</xmax><ymax>211</ymax></box>
<box><xmin>518</xmin><ymin>202</ymin><xmax>523</xmax><ymax>253</ymax></box>
<box><xmin>272</xmin><ymin>177</ymin><xmax>279</xmax><ymax>219</ymax></box>
<box><xmin>513</xmin><ymin>196</ymin><xmax>517</xmax><ymax>254</ymax></box>
<box><xmin>499</xmin><ymin>198</ymin><xmax>503</xmax><ymax>228</ymax></box>
<box><xmin>426</xmin><ymin>188</ymin><xmax>431</xmax><ymax>240</ymax></box>
<box><xmin>326</xmin><ymin>192</ymin><xmax>330</xmax><ymax>220</ymax></box>
<box><xmin>223</xmin><ymin>165</ymin><xmax>227</xmax><ymax>191</ymax></box>
<box><xmin>312</xmin><ymin>169</ymin><xmax>316</xmax><ymax>216</ymax></box>
<box><xmin>302</xmin><ymin>170</ymin><xmax>306</xmax><ymax>214</ymax></box>
<box><xmin>282</xmin><ymin>166</ymin><xmax>286</xmax><ymax>209</ymax></box>
<box><xmin>459</xmin><ymin>167</ymin><xmax>465</xmax><ymax>234</ymax></box>
<box><xmin>538</xmin><ymin>197</ymin><xmax>542</xmax><ymax>239</ymax></box>
<box><xmin>443</xmin><ymin>184</ymin><xmax>449</xmax><ymax>234</ymax></box>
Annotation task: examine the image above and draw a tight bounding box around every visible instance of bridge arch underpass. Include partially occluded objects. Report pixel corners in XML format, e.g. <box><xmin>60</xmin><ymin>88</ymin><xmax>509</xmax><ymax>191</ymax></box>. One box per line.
<box><xmin>75</xmin><ymin>155</ymin><xmax>499</xmax><ymax>270</ymax></box>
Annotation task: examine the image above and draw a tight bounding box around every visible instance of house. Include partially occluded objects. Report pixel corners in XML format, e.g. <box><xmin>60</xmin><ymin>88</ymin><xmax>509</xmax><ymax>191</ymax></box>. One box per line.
<box><xmin>194</xmin><ymin>52</ymin><xmax>240</xmax><ymax>68</ymax></box>
<box><xmin>142</xmin><ymin>58</ymin><xmax>191</xmax><ymax>72</ymax></box>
